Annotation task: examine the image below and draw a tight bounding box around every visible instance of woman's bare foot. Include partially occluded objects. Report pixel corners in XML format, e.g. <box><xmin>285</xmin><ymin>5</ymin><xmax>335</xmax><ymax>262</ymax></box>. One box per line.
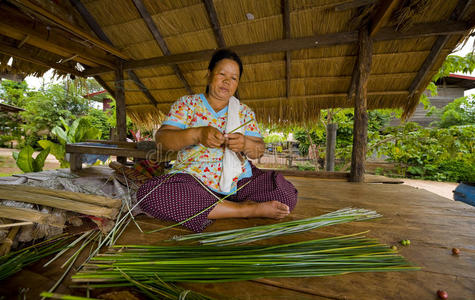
<box><xmin>208</xmin><ymin>200</ymin><xmax>290</xmax><ymax>219</ymax></box>
<box><xmin>247</xmin><ymin>201</ymin><xmax>290</xmax><ymax>219</ymax></box>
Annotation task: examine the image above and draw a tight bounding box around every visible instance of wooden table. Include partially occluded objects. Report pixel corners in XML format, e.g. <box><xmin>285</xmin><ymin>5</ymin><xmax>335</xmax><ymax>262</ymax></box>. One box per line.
<box><xmin>65</xmin><ymin>143</ymin><xmax>151</xmax><ymax>171</ymax></box>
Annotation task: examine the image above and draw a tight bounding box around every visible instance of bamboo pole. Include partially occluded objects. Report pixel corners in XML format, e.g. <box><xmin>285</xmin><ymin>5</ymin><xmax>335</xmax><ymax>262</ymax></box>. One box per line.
<box><xmin>0</xmin><ymin>191</ymin><xmax>118</xmax><ymax>219</ymax></box>
<box><xmin>0</xmin><ymin>205</ymin><xmax>65</xmax><ymax>228</ymax></box>
<box><xmin>0</xmin><ymin>221</ymin><xmax>34</xmax><ymax>229</ymax></box>
<box><xmin>0</xmin><ymin>184</ymin><xmax>121</xmax><ymax>208</ymax></box>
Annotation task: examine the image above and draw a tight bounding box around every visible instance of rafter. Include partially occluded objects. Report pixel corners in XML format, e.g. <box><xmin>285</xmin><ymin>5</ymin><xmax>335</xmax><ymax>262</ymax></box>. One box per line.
<box><xmin>10</xmin><ymin>0</ymin><xmax>129</xmax><ymax>60</ymax></box>
<box><xmin>127</xmin><ymin>70</ymin><xmax>158</xmax><ymax>106</ymax></box>
<box><xmin>0</xmin><ymin>6</ymin><xmax>115</xmax><ymax>69</ymax></box>
<box><xmin>17</xmin><ymin>34</ymin><xmax>29</xmax><ymax>48</ymax></box>
<box><xmin>203</xmin><ymin>0</ymin><xmax>225</xmax><ymax>48</ymax></box>
<box><xmin>83</xmin><ymin>20</ymin><xmax>469</xmax><ymax>77</ymax></box>
<box><xmin>0</xmin><ymin>40</ymin><xmax>83</xmax><ymax>76</ymax></box>
<box><xmin>369</xmin><ymin>0</ymin><xmax>401</xmax><ymax>37</ymax></box>
<box><xmin>132</xmin><ymin>0</ymin><xmax>193</xmax><ymax>94</ymax></box>
<box><xmin>70</xmin><ymin>0</ymin><xmax>159</xmax><ymax>106</ymax></box>
<box><xmin>93</xmin><ymin>75</ymin><xmax>115</xmax><ymax>99</ymax></box>
<box><xmin>282</xmin><ymin>0</ymin><xmax>291</xmax><ymax>98</ymax></box>
<box><xmin>127</xmin><ymin>90</ymin><xmax>409</xmax><ymax>107</ymax></box>
<box><xmin>408</xmin><ymin>0</ymin><xmax>472</xmax><ymax>98</ymax></box>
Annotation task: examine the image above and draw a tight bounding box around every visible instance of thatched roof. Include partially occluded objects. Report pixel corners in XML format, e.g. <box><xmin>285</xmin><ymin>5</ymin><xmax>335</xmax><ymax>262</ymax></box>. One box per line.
<box><xmin>0</xmin><ymin>0</ymin><xmax>474</xmax><ymax>128</ymax></box>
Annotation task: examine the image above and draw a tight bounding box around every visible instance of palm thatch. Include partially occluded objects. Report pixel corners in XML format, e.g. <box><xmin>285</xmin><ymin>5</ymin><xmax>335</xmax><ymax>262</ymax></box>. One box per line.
<box><xmin>0</xmin><ymin>0</ymin><xmax>474</xmax><ymax>127</ymax></box>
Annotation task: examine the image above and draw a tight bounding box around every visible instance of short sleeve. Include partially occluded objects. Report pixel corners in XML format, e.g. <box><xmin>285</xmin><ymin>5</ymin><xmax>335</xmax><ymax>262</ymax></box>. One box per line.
<box><xmin>241</xmin><ymin>105</ymin><xmax>262</xmax><ymax>138</ymax></box>
<box><xmin>162</xmin><ymin>96</ymin><xmax>192</xmax><ymax>129</ymax></box>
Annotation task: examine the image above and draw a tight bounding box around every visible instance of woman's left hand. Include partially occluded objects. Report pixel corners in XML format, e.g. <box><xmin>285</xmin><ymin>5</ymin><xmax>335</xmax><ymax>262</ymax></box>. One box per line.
<box><xmin>224</xmin><ymin>133</ymin><xmax>246</xmax><ymax>153</ymax></box>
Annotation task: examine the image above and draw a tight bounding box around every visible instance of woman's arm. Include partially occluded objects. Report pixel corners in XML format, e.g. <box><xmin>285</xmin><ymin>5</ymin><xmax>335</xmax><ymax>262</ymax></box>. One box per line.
<box><xmin>155</xmin><ymin>125</ymin><xmax>225</xmax><ymax>151</ymax></box>
<box><xmin>225</xmin><ymin>133</ymin><xmax>264</xmax><ymax>159</ymax></box>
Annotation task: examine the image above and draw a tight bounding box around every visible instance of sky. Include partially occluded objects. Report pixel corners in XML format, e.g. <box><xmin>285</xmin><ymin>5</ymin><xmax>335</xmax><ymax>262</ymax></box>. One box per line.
<box><xmin>24</xmin><ymin>37</ymin><xmax>475</xmax><ymax>94</ymax></box>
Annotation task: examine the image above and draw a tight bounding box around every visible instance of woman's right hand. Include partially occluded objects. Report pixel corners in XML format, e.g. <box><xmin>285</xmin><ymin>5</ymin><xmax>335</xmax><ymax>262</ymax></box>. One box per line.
<box><xmin>198</xmin><ymin>126</ymin><xmax>225</xmax><ymax>148</ymax></box>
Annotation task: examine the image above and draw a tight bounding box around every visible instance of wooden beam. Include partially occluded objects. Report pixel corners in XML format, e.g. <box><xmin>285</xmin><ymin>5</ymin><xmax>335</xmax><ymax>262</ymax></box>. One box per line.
<box><xmin>0</xmin><ymin>8</ymin><xmax>115</xmax><ymax>69</ymax></box>
<box><xmin>11</xmin><ymin>0</ymin><xmax>129</xmax><ymax>60</ymax></box>
<box><xmin>70</xmin><ymin>0</ymin><xmax>159</xmax><ymax>106</ymax></box>
<box><xmin>126</xmin><ymin>90</ymin><xmax>408</xmax><ymax>107</ymax></box>
<box><xmin>408</xmin><ymin>0</ymin><xmax>472</xmax><ymax>98</ymax></box>
<box><xmin>93</xmin><ymin>75</ymin><xmax>115</xmax><ymax>98</ymax></box>
<box><xmin>127</xmin><ymin>70</ymin><xmax>158</xmax><ymax>106</ymax></box>
<box><xmin>17</xmin><ymin>34</ymin><xmax>29</xmax><ymax>48</ymax></box>
<box><xmin>132</xmin><ymin>0</ymin><xmax>193</xmax><ymax>94</ymax></box>
<box><xmin>61</xmin><ymin>54</ymin><xmax>79</xmax><ymax>64</ymax></box>
<box><xmin>282</xmin><ymin>0</ymin><xmax>291</xmax><ymax>98</ymax></box>
<box><xmin>83</xmin><ymin>20</ymin><xmax>469</xmax><ymax>76</ymax></box>
<box><xmin>69</xmin><ymin>0</ymin><xmax>113</xmax><ymax>45</ymax></box>
<box><xmin>350</xmin><ymin>28</ymin><xmax>373</xmax><ymax>182</ymax></box>
<box><xmin>369</xmin><ymin>0</ymin><xmax>400</xmax><ymax>37</ymax></box>
<box><xmin>335</xmin><ymin>0</ymin><xmax>376</xmax><ymax>12</ymax></box>
<box><xmin>203</xmin><ymin>0</ymin><xmax>225</xmax><ymax>47</ymax></box>
<box><xmin>115</xmin><ymin>63</ymin><xmax>127</xmax><ymax>142</ymax></box>
<box><xmin>0</xmin><ymin>40</ymin><xmax>84</xmax><ymax>76</ymax></box>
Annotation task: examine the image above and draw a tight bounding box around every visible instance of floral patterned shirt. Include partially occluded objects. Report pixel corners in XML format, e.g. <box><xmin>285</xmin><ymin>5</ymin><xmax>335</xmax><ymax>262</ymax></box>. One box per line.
<box><xmin>162</xmin><ymin>94</ymin><xmax>262</xmax><ymax>195</ymax></box>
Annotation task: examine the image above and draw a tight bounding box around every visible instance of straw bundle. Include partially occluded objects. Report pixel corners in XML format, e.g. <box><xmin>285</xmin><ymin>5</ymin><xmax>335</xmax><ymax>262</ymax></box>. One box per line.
<box><xmin>0</xmin><ymin>185</ymin><xmax>120</xmax><ymax>219</ymax></box>
<box><xmin>73</xmin><ymin>232</ymin><xmax>419</xmax><ymax>284</ymax></box>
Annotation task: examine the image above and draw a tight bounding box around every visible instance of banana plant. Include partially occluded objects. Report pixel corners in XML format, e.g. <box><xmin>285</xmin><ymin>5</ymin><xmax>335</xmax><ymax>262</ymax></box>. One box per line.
<box><xmin>12</xmin><ymin>145</ymin><xmax>50</xmax><ymax>173</ymax></box>
<box><xmin>38</xmin><ymin>117</ymin><xmax>102</xmax><ymax>168</ymax></box>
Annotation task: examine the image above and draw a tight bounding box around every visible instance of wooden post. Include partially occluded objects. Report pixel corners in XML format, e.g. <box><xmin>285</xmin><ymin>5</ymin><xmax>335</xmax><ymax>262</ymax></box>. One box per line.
<box><xmin>115</xmin><ymin>62</ymin><xmax>127</xmax><ymax>164</ymax></box>
<box><xmin>350</xmin><ymin>28</ymin><xmax>372</xmax><ymax>182</ymax></box>
<box><xmin>325</xmin><ymin>123</ymin><xmax>338</xmax><ymax>171</ymax></box>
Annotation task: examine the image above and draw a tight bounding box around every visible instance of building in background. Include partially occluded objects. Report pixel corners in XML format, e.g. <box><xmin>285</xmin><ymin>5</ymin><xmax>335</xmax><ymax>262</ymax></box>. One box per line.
<box><xmin>83</xmin><ymin>90</ymin><xmax>112</xmax><ymax>112</ymax></box>
<box><xmin>392</xmin><ymin>74</ymin><xmax>475</xmax><ymax>127</ymax></box>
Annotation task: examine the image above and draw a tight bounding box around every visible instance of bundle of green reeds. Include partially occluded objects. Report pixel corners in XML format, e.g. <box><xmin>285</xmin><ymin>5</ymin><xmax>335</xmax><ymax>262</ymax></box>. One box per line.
<box><xmin>172</xmin><ymin>208</ymin><xmax>381</xmax><ymax>245</ymax></box>
<box><xmin>72</xmin><ymin>232</ymin><xmax>418</xmax><ymax>285</ymax></box>
<box><xmin>0</xmin><ymin>233</ymin><xmax>77</xmax><ymax>281</ymax></box>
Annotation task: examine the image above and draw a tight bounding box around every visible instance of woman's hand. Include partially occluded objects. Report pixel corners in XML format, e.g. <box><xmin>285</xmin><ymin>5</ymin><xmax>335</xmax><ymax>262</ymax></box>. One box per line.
<box><xmin>198</xmin><ymin>126</ymin><xmax>225</xmax><ymax>148</ymax></box>
<box><xmin>225</xmin><ymin>133</ymin><xmax>246</xmax><ymax>153</ymax></box>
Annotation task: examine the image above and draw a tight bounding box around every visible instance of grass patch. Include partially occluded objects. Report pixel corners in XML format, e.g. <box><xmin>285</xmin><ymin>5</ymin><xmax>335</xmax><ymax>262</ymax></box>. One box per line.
<box><xmin>0</xmin><ymin>172</ymin><xmax>15</xmax><ymax>177</ymax></box>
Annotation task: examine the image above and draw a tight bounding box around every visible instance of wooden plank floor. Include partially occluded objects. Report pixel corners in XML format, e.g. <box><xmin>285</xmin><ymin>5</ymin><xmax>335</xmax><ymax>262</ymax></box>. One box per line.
<box><xmin>1</xmin><ymin>174</ymin><xmax>474</xmax><ymax>299</ymax></box>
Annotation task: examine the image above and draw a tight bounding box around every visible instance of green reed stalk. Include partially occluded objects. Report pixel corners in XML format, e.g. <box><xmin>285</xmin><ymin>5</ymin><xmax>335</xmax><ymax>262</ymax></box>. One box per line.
<box><xmin>72</xmin><ymin>232</ymin><xmax>419</xmax><ymax>285</ymax></box>
<box><xmin>172</xmin><ymin>208</ymin><xmax>381</xmax><ymax>246</ymax></box>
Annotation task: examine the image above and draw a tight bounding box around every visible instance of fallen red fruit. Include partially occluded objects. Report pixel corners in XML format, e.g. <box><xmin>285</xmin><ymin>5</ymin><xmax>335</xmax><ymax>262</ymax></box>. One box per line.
<box><xmin>437</xmin><ymin>290</ymin><xmax>448</xmax><ymax>299</ymax></box>
<box><xmin>452</xmin><ymin>248</ymin><xmax>460</xmax><ymax>255</ymax></box>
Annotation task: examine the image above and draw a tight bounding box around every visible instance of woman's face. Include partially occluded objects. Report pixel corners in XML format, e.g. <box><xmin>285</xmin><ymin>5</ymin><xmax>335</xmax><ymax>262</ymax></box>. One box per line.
<box><xmin>207</xmin><ymin>58</ymin><xmax>240</xmax><ymax>101</ymax></box>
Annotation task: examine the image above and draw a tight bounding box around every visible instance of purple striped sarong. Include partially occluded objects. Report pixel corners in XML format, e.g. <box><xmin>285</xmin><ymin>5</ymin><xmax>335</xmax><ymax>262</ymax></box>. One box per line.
<box><xmin>136</xmin><ymin>163</ymin><xmax>298</xmax><ymax>232</ymax></box>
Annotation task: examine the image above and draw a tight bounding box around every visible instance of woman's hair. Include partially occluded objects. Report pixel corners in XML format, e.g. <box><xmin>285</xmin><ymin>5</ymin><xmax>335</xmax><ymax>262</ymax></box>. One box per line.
<box><xmin>206</xmin><ymin>49</ymin><xmax>243</xmax><ymax>93</ymax></box>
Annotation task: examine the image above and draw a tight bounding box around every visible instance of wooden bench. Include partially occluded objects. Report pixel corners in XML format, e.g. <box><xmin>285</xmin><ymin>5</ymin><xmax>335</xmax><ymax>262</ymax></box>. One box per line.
<box><xmin>65</xmin><ymin>142</ymin><xmax>155</xmax><ymax>171</ymax></box>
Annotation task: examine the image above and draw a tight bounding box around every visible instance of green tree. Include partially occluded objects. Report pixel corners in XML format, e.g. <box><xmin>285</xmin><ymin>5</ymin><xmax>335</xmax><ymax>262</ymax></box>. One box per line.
<box><xmin>83</xmin><ymin>108</ymin><xmax>111</xmax><ymax>140</ymax></box>
<box><xmin>0</xmin><ymin>80</ymin><xmax>29</xmax><ymax>107</ymax></box>
<box><xmin>436</xmin><ymin>95</ymin><xmax>475</xmax><ymax>128</ymax></box>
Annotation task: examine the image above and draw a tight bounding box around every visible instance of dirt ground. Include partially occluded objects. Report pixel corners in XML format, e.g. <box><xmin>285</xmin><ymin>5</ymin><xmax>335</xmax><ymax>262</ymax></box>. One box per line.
<box><xmin>0</xmin><ymin>148</ymin><xmax>458</xmax><ymax>200</ymax></box>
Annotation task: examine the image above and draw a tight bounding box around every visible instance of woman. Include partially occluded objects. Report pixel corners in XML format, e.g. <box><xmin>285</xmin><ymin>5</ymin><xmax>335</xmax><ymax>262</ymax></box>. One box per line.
<box><xmin>137</xmin><ymin>49</ymin><xmax>298</xmax><ymax>232</ymax></box>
